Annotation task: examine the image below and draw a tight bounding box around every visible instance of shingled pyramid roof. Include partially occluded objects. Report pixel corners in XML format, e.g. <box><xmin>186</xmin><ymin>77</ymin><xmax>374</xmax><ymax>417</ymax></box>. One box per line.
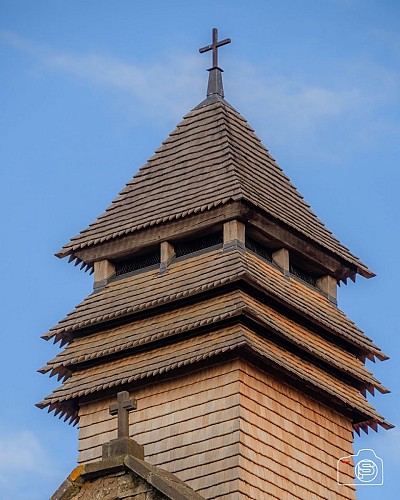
<box><xmin>57</xmin><ymin>73</ymin><xmax>372</xmax><ymax>279</ymax></box>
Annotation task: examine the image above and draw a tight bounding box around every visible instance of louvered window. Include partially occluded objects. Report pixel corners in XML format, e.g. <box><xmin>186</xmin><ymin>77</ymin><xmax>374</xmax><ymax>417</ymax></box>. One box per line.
<box><xmin>115</xmin><ymin>250</ymin><xmax>160</xmax><ymax>276</ymax></box>
<box><xmin>289</xmin><ymin>263</ymin><xmax>316</xmax><ymax>287</ymax></box>
<box><xmin>175</xmin><ymin>232</ymin><xmax>223</xmax><ymax>258</ymax></box>
<box><xmin>245</xmin><ymin>236</ymin><xmax>272</xmax><ymax>262</ymax></box>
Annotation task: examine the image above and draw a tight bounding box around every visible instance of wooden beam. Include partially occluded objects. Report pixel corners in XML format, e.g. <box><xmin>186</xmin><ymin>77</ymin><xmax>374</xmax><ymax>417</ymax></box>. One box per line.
<box><xmin>69</xmin><ymin>200</ymin><xmax>369</xmax><ymax>281</ymax></box>
<box><xmin>316</xmin><ymin>275</ymin><xmax>338</xmax><ymax>305</ymax></box>
<box><xmin>94</xmin><ymin>260</ymin><xmax>115</xmax><ymax>282</ymax></box>
<box><xmin>160</xmin><ymin>241</ymin><xmax>175</xmax><ymax>272</ymax></box>
<box><xmin>223</xmin><ymin>219</ymin><xmax>245</xmax><ymax>250</ymax></box>
<box><xmin>73</xmin><ymin>202</ymin><xmax>243</xmax><ymax>264</ymax></box>
<box><xmin>272</xmin><ymin>248</ymin><xmax>289</xmax><ymax>276</ymax></box>
<box><xmin>246</xmin><ymin>208</ymin><xmax>357</xmax><ymax>279</ymax></box>
<box><xmin>93</xmin><ymin>260</ymin><xmax>115</xmax><ymax>291</ymax></box>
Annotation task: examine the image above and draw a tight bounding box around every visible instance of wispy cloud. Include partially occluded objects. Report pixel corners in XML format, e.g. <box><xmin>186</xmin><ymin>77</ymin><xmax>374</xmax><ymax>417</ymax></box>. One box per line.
<box><xmin>2</xmin><ymin>30</ymin><xmax>399</xmax><ymax>165</ymax></box>
<box><xmin>231</xmin><ymin>67</ymin><xmax>360</xmax><ymax>134</ymax></box>
<box><xmin>0</xmin><ymin>427</ymin><xmax>58</xmax><ymax>498</ymax></box>
<box><xmin>1</xmin><ymin>30</ymin><xmax>204</xmax><ymax>122</ymax></box>
<box><xmin>228</xmin><ymin>58</ymin><xmax>400</xmax><ymax>165</ymax></box>
<box><xmin>0</xmin><ymin>429</ymin><xmax>49</xmax><ymax>473</ymax></box>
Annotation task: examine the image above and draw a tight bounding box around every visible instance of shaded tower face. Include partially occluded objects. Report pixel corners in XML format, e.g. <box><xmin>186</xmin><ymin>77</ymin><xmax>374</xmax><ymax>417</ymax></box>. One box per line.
<box><xmin>39</xmin><ymin>30</ymin><xmax>391</xmax><ymax>500</ymax></box>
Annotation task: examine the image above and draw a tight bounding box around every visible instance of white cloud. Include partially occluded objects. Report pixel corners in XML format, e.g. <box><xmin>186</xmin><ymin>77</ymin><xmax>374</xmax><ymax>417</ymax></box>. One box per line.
<box><xmin>0</xmin><ymin>428</ymin><xmax>52</xmax><ymax>478</ymax></box>
<box><xmin>0</xmin><ymin>421</ymin><xmax>77</xmax><ymax>499</ymax></box>
<box><xmin>1</xmin><ymin>30</ymin><xmax>399</xmax><ymax>164</ymax></box>
<box><xmin>231</xmin><ymin>68</ymin><xmax>359</xmax><ymax>131</ymax></box>
<box><xmin>0</xmin><ymin>30</ymin><xmax>203</xmax><ymax>123</ymax></box>
<box><xmin>0</xmin><ymin>426</ymin><xmax>63</xmax><ymax>500</ymax></box>
<box><xmin>228</xmin><ymin>57</ymin><xmax>400</xmax><ymax>165</ymax></box>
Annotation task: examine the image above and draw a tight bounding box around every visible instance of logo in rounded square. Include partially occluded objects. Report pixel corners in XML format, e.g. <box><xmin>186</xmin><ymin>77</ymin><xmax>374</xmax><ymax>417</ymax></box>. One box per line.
<box><xmin>337</xmin><ymin>449</ymin><xmax>383</xmax><ymax>486</ymax></box>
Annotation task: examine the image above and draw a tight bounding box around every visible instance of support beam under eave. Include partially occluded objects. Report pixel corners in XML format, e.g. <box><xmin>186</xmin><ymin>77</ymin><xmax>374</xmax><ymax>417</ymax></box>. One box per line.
<box><xmin>272</xmin><ymin>248</ymin><xmax>289</xmax><ymax>277</ymax></box>
<box><xmin>160</xmin><ymin>241</ymin><xmax>175</xmax><ymax>273</ymax></box>
<box><xmin>316</xmin><ymin>275</ymin><xmax>338</xmax><ymax>305</ymax></box>
<box><xmin>93</xmin><ymin>260</ymin><xmax>115</xmax><ymax>291</ymax></box>
<box><xmin>223</xmin><ymin>220</ymin><xmax>245</xmax><ymax>250</ymax></box>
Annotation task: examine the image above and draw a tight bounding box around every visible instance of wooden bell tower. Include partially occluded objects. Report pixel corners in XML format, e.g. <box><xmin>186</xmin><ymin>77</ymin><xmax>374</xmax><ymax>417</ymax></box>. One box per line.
<box><xmin>39</xmin><ymin>29</ymin><xmax>391</xmax><ymax>499</ymax></box>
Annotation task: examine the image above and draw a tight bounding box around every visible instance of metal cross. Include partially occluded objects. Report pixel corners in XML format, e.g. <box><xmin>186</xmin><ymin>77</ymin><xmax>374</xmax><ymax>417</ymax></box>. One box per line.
<box><xmin>109</xmin><ymin>391</ymin><xmax>137</xmax><ymax>439</ymax></box>
<box><xmin>199</xmin><ymin>28</ymin><xmax>231</xmax><ymax>69</ymax></box>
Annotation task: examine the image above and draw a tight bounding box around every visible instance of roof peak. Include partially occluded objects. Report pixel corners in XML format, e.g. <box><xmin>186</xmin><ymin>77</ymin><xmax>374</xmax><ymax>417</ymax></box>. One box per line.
<box><xmin>199</xmin><ymin>28</ymin><xmax>231</xmax><ymax>100</ymax></box>
<box><xmin>206</xmin><ymin>67</ymin><xmax>224</xmax><ymax>97</ymax></box>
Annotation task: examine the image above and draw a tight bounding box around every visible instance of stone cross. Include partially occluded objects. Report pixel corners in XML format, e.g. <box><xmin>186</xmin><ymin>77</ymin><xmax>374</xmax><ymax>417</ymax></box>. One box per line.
<box><xmin>199</xmin><ymin>28</ymin><xmax>231</xmax><ymax>69</ymax></box>
<box><xmin>109</xmin><ymin>391</ymin><xmax>137</xmax><ymax>439</ymax></box>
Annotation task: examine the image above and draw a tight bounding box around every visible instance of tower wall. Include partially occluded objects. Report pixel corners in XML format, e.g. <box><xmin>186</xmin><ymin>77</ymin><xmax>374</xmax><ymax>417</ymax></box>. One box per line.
<box><xmin>78</xmin><ymin>359</ymin><xmax>355</xmax><ymax>499</ymax></box>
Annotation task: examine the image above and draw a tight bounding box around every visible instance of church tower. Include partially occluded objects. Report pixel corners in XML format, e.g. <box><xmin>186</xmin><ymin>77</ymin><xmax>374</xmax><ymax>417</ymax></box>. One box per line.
<box><xmin>39</xmin><ymin>30</ymin><xmax>391</xmax><ymax>499</ymax></box>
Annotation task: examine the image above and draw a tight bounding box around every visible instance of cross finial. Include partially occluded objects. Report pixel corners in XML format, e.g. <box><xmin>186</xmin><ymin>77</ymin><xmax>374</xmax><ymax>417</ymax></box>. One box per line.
<box><xmin>109</xmin><ymin>391</ymin><xmax>136</xmax><ymax>439</ymax></box>
<box><xmin>199</xmin><ymin>28</ymin><xmax>231</xmax><ymax>69</ymax></box>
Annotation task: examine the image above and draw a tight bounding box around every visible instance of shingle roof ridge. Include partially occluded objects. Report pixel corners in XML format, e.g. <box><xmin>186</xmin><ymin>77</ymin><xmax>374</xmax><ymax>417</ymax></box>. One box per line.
<box><xmin>219</xmin><ymin>103</ymin><xmax>244</xmax><ymax>200</ymax></box>
<box><xmin>241</xmin><ymin>328</ymin><xmax>386</xmax><ymax>423</ymax></box>
<box><xmin>69</xmin><ymin>110</ymin><xmax>219</xmax><ymax>219</ymax></box>
<box><xmin>239</xmin><ymin>251</ymin><xmax>384</xmax><ymax>359</ymax></box>
<box><xmin>94</xmin><ymin>163</ymin><xmax>235</xmax><ymax>226</ymax></box>
<box><xmin>42</xmin><ymin>291</ymin><xmax>245</xmax><ymax>371</ymax></box>
<box><xmin>44</xmin><ymin>249</ymin><xmax>246</xmax><ymax>341</ymax></box>
<box><xmin>214</xmin><ymin>102</ymin><xmax>369</xmax><ymax>274</ymax></box>
<box><xmin>240</xmin><ymin>294</ymin><xmax>387</xmax><ymax>393</ymax></box>
<box><xmin>40</xmin><ymin>325</ymin><xmax>246</xmax><ymax>403</ymax></box>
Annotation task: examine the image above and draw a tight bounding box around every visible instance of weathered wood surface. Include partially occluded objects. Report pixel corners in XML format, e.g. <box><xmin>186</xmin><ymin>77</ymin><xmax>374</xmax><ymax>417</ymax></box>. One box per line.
<box><xmin>41</xmin><ymin>323</ymin><xmax>385</xmax><ymax>427</ymax></box>
<box><xmin>317</xmin><ymin>274</ymin><xmax>338</xmax><ymax>301</ymax></box>
<box><xmin>44</xmin><ymin>249</ymin><xmax>384</xmax><ymax>363</ymax></box>
<box><xmin>43</xmin><ymin>292</ymin><xmax>244</xmax><ymax>371</ymax></box>
<box><xmin>93</xmin><ymin>260</ymin><xmax>115</xmax><ymax>282</ymax></box>
<box><xmin>160</xmin><ymin>241</ymin><xmax>175</xmax><ymax>267</ymax></box>
<box><xmin>73</xmin><ymin>202</ymin><xmax>242</xmax><ymax>263</ymax></box>
<box><xmin>73</xmin><ymin>198</ymin><xmax>364</xmax><ymax>282</ymax></box>
<box><xmin>77</xmin><ymin>360</ymin><xmax>356</xmax><ymax>500</ymax></box>
<box><xmin>44</xmin><ymin>248</ymin><xmax>244</xmax><ymax>341</ymax></box>
<box><xmin>57</xmin><ymin>100</ymin><xmax>371</xmax><ymax>279</ymax></box>
<box><xmin>272</xmin><ymin>247</ymin><xmax>289</xmax><ymax>273</ymax></box>
<box><xmin>43</xmin><ymin>288</ymin><xmax>385</xmax><ymax>394</ymax></box>
<box><xmin>236</xmin><ymin>362</ymin><xmax>356</xmax><ymax>500</ymax></box>
<box><xmin>223</xmin><ymin>219</ymin><xmax>245</xmax><ymax>245</ymax></box>
<box><xmin>243</xmin><ymin>250</ymin><xmax>384</xmax><ymax>359</ymax></box>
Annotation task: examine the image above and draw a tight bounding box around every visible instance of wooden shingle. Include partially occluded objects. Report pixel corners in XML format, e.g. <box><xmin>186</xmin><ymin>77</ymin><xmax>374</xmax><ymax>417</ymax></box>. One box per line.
<box><xmin>38</xmin><ymin>324</ymin><xmax>389</xmax><ymax>428</ymax></box>
<box><xmin>57</xmin><ymin>100</ymin><xmax>371</xmax><ymax>278</ymax></box>
<box><xmin>43</xmin><ymin>248</ymin><xmax>385</xmax><ymax>361</ymax></box>
<box><xmin>75</xmin><ymin>360</ymin><xmax>357</xmax><ymax>500</ymax></box>
<box><xmin>42</xmin><ymin>289</ymin><xmax>386</xmax><ymax>395</ymax></box>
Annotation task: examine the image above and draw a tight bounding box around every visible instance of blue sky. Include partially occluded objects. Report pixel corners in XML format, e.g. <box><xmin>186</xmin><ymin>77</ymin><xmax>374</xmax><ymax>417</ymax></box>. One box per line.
<box><xmin>0</xmin><ymin>1</ymin><xmax>398</xmax><ymax>498</ymax></box>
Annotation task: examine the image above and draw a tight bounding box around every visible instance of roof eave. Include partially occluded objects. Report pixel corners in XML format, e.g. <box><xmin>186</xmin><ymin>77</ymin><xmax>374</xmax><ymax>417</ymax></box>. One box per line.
<box><xmin>56</xmin><ymin>204</ymin><xmax>375</xmax><ymax>284</ymax></box>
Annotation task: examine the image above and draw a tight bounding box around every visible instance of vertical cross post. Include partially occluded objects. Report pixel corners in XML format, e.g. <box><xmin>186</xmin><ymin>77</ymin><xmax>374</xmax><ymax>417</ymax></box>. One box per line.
<box><xmin>109</xmin><ymin>391</ymin><xmax>137</xmax><ymax>439</ymax></box>
<box><xmin>199</xmin><ymin>28</ymin><xmax>231</xmax><ymax>69</ymax></box>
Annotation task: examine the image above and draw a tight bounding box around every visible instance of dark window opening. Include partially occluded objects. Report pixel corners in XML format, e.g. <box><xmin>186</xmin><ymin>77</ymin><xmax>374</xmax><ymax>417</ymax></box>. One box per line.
<box><xmin>289</xmin><ymin>263</ymin><xmax>316</xmax><ymax>287</ymax></box>
<box><xmin>115</xmin><ymin>250</ymin><xmax>160</xmax><ymax>276</ymax></box>
<box><xmin>175</xmin><ymin>232</ymin><xmax>223</xmax><ymax>258</ymax></box>
<box><xmin>245</xmin><ymin>236</ymin><xmax>272</xmax><ymax>262</ymax></box>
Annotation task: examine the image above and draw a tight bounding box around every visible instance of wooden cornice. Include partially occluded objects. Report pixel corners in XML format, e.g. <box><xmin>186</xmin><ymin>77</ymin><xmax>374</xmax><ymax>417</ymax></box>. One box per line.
<box><xmin>71</xmin><ymin>200</ymin><xmax>368</xmax><ymax>281</ymax></box>
<box><xmin>71</xmin><ymin>201</ymin><xmax>243</xmax><ymax>263</ymax></box>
